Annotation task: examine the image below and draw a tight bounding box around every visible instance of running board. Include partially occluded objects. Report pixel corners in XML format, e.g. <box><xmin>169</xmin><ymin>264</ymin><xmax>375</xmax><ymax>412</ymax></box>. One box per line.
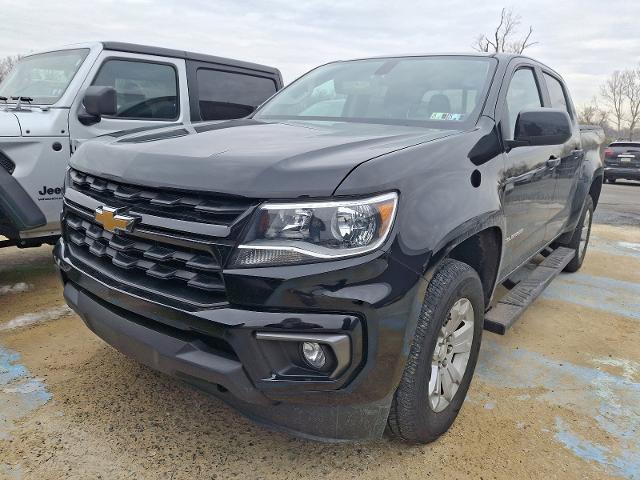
<box><xmin>484</xmin><ymin>247</ymin><xmax>575</xmax><ymax>335</ymax></box>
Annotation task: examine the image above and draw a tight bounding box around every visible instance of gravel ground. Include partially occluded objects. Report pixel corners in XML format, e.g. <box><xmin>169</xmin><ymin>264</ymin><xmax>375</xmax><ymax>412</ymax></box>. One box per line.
<box><xmin>0</xmin><ymin>184</ymin><xmax>638</xmax><ymax>479</ymax></box>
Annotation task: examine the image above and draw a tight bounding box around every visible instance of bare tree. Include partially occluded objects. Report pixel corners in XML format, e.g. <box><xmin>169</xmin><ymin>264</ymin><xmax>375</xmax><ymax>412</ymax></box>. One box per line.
<box><xmin>473</xmin><ymin>8</ymin><xmax>537</xmax><ymax>54</ymax></box>
<box><xmin>0</xmin><ymin>55</ymin><xmax>22</xmax><ymax>83</ymax></box>
<box><xmin>600</xmin><ymin>71</ymin><xmax>626</xmax><ymax>138</ymax></box>
<box><xmin>595</xmin><ymin>106</ymin><xmax>610</xmax><ymax>128</ymax></box>
<box><xmin>578</xmin><ymin>97</ymin><xmax>609</xmax><ymax>127</ymax></box>
<box><xmin>623</xmin><ymin>68</ymin><xmax>640</xmax><ymax>140</ymax></box>
<box><xmin>577</xmin><ymin>104</ymin><xmax>598</xmax><ymax>125</ymax></box>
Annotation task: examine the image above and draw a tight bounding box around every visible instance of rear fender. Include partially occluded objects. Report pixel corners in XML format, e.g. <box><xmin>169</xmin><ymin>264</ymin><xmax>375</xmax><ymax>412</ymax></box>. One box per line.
<box><xmin>562</xmin><ymin>149</ymin><xmax>604</xmax><ymax>239</ymax></box>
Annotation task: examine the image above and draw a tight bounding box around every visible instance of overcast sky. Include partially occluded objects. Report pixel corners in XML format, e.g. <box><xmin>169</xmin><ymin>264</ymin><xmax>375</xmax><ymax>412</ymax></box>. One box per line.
<box><xmin>2</xmin><ymin>0</ymin><xmax>639</xmax><ymax>106</ymax></box>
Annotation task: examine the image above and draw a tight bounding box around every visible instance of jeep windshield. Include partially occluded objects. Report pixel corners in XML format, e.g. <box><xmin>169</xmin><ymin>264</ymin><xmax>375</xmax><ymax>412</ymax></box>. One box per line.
<box><xmin>255</xmin><ymin>55</ymin><xmax>496</xmax><ymax>128</ymax></box>
<box><xmin>0</xmin><ymin>48</ymin><xmax>89</xmax><ymax>105</ymax></box>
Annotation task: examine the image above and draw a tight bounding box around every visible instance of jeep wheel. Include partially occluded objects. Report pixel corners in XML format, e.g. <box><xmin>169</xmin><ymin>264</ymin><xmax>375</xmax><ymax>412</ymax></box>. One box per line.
<box><xmin>387</xmin><ymin>259</ymin><xmax>484</xmax><ymax>443</ymax></box>
<box><xmin>562</xmin><ymin>195</ymin><xmax>594</xmax><ymax>273</ymax></box>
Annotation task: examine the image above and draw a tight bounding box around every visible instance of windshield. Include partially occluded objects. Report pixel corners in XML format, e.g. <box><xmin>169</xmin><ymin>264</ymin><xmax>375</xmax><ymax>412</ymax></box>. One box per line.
<box><xmin>255</xmin><ymin>56</ymin><xmax>496</xmax><ymax>128</ymax></box>
<box><xmin>0</xmin><ymin>49</ymin><xmax>89</xmax><ymax>105</ymax></box>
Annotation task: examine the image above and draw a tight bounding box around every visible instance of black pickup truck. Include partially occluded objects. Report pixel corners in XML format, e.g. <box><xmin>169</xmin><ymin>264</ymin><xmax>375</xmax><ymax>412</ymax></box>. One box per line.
<box><xmin>54</xmin><ymin>53</ymin><xmax>604</xmax><ymax>443</ymax></box>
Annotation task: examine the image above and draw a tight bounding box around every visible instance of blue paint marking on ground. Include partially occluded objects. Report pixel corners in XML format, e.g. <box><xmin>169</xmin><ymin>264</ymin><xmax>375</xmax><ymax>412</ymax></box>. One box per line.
<box><xmin>0</xmin><ymin>346</ymin><xmax>51</xmax><ymax>440</ymax></box>
<box><xmin>542</xmin><ymin>272</ymin><xmax>640</xmax><ymax>320</ymax></box>
<box><xmin>0</xmin><ymin>463</ymin><xmax>23</xmax><ymax>480</ymax></box>
<box><xmin>555</xmin><ymin>418</ymin><xmax>640</xmax><ymax>480</ymax></box>
<box><xmin>590</xmin><ymin>236</ymin><xmax>640</xmax><ymax>259</ymax></box>
<box><xmin>0</xmin><ymin>349</ymin><xmax>28</xmax><ymax>385</ymax></box>
<box><xmin>477</xmin><ymin>339</ymin><xmax>640</xmax><ymax>479</ymax></box>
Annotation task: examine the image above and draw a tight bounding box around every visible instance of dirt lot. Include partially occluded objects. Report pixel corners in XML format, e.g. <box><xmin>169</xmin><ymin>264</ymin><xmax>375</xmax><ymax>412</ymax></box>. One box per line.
<box><xmin>0</xmin><ymin>186</ymin><xmax>638</xmax><ymax>479</ymax></box>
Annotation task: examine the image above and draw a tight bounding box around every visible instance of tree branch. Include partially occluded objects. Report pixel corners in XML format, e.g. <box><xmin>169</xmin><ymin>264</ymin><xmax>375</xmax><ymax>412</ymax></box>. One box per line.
<box><xmin>473</xmin><ymin>7</ymin><xmax>537</xmax><ymax>54</ymax></box>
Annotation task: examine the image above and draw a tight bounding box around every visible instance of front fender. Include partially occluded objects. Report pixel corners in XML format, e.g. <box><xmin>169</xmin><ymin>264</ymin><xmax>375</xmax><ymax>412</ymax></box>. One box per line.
<box><xmin>335</xmin><ymin>120</ymin><xmax>505</xmax><ymax>280</ymax></box>
<box><xmin>0</xmin><ymin>166</ymin><xmax>46</xmax><ymax>234</ymax></box>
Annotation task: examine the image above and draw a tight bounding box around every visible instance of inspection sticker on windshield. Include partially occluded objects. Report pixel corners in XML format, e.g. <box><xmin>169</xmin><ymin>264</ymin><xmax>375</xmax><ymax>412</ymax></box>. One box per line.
<box><xmin>430</xmin><ymin>112</ymin><xmax>465</xmax><ymax>121</ymax></box>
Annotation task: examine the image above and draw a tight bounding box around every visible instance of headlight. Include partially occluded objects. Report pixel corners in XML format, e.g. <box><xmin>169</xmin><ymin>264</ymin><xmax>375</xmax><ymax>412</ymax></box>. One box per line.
<box><xmin>231</xmin><ymin>192</ymin><xmax>398</xmax><ymax>267</ymax></box>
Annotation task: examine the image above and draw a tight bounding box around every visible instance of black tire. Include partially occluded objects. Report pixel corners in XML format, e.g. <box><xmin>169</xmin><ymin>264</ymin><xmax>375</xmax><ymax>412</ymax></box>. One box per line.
<box><xmin>608</xmin><ymin>178</ymin><xmax>616</xmax><ymax>184</ymax></box>
<box><xmin>562</xmin><ymin>195</ymin><xmax>594</xmax><ymax>273</ymax></box>
<box><xmin>387</xmin><ymin>259</ymin><xmax>484</xmax><ymax>443</ymax></box>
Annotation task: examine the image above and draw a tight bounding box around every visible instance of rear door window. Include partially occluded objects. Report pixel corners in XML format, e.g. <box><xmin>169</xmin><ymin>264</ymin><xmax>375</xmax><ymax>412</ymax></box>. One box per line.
<box><xmin>544</xmin><ymin>73</ymin><xmax>571</xmax><ymax>117</ymax></box>
<box><xmin>196</xmin><ymin>69</ymin><xmax>277</xmax><ymax>120</ymax></box>
<box><xmin>92</xmin><ymin>60</ymin><xmax>178</xmax><ymax>120</ymax></box>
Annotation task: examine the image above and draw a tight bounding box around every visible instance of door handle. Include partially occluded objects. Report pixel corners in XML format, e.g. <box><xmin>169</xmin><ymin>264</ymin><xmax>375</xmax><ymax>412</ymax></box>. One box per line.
<box><xmin>546</xmin><ymin>155</ymin><xmax>561</xmax><ymax>168</ymax></box>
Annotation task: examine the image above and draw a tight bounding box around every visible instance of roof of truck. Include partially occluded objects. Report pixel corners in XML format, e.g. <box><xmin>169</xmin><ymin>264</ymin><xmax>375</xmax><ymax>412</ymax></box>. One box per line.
<box><xmin>332</xmin><ymin>52</ymin><xmax>562</xmax><ymax>80</ymax></box>
<box><xmin>25</xmin><ymin>41</ymin><xmax>281</xmax><ymax>76</ymax></box>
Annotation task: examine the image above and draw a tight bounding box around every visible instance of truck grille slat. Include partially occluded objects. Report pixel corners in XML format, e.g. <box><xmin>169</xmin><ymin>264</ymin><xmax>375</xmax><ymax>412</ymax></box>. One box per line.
<box><xmin>109</xmin><ymin>236</ymin><xmax>137</xmax><ymax>252</ymax></box>
<box><xmin>144</xmin><ymin>246</ymin><xmax>175</xmax><ymax>261</ymax></box>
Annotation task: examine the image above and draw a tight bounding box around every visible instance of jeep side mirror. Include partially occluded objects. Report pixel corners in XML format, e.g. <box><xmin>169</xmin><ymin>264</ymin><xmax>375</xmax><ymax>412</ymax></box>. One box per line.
<box><xmin>79</xmin><ymin>86</ymin><xmax>117</xmax><ymax>125</ymax></box>
<box><xmin>509</xmin><ymin>108</ymin><xmax>572</xmax><ymax>149</ymax></box>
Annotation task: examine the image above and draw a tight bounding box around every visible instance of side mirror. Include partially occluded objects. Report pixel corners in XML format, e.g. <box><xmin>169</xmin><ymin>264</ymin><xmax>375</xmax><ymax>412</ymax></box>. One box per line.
<box><xmin>79</xmin><ymin>86</ymin><xmax>117</xmax><ymax>125</ymax></box>
<box><xmin>509</xmin><ymin>108</ymin><xmax>572</xmax><ymax>149</ymax></box>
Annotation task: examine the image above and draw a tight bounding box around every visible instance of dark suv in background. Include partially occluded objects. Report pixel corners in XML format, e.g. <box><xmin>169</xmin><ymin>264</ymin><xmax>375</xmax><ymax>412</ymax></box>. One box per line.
<box><xmin>54</xmin><ymin>53</ymin><xmax>603</xmax><ymax>443</ymax></box>
<box><xmin>604</xmin><ymin>141</ymin><xmax>640</xmax><ymax>183</ymax></box>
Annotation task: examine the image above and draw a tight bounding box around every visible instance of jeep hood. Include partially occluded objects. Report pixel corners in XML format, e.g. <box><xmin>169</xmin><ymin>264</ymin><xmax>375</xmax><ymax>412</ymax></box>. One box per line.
<box><xmin>71</xmin><ymin>119</ymin><xmax>461</xmax><ymax>198</ymax></box>
<box><xmin>0</xmin><ymin>111</ymin><xmax>21</xmax><ymax>136</ymax></box>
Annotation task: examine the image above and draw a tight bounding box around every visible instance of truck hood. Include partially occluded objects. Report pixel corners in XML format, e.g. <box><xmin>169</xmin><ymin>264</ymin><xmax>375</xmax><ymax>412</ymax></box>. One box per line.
<box><xmin>0</xmin><ymin>111</ymin><xmax>21</xmax><ymax>136</ymax></box>
<box><xmin>71</xmin><ymin>119</ymin><xmax>461</xmax><ymax>198</ymax></box>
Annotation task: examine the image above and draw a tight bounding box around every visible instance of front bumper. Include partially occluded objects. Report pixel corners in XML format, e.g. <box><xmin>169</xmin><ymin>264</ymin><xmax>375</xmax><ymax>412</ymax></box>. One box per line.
<box><xmin>54</xmin><ymin>238</ymin><xmax>425</xmax><ymax>441</ymax></box>
<box><xmin>604</xmin><ymin>166</ymin><xmax>640</xmax><ymax>180</ymax></box>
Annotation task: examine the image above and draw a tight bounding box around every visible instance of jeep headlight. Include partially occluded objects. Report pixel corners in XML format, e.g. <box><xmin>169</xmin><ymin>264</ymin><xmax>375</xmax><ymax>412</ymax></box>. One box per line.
<box><xmin>231</xmin><ymin>192</ymin><xmax>398</xmax><ymax>267</ymax></box>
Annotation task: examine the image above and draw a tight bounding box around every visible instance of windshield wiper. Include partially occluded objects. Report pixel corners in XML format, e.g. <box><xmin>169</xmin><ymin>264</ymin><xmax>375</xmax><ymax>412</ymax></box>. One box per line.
<box><xmin>11</xmin><ymin>96</ymin><xmax>33</xmax><ymax>103</ymax></box>
<box><xmin>6</xmin><ymin>96</ymin><xmax>35</xmax><ymax>111</ymax></box>
<box><xmin>2</xmin><ymin>95</ymin><xmax>49</xmax><ymax>112</ymax></box>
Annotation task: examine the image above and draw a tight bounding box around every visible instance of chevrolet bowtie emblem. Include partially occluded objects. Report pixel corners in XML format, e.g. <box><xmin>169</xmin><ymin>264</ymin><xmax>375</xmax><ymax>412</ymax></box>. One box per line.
<box><xmin>94</xmin><ymin>206</ymin><xmax>137</xmax><ymax>233</ymax></box>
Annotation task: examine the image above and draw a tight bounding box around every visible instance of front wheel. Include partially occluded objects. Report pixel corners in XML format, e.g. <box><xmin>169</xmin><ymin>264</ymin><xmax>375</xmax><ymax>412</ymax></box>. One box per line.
<box><xmin>387</xmin><ymin>259</ymin><xmax>484</xmax><ymax>443</ymax></box>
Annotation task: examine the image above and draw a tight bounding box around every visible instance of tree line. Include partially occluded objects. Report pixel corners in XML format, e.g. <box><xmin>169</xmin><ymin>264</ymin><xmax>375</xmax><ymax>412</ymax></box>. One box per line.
<box><xmin>579</xmin><ymin>69</ymin><xmax>640</xmax><ymax>141</ymax></box>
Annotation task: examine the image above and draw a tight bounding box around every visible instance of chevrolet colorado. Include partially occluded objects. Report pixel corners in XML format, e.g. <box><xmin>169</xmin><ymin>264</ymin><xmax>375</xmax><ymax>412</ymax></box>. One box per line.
<box><xmin>0</xmin><ymin>41</ymin><xmax>282</xmax><ymax>249</ymax></box>
<box><xmin>54</xmin><ymin>53</ymin><xmax>604</xmax><ymax>443</ymax></box>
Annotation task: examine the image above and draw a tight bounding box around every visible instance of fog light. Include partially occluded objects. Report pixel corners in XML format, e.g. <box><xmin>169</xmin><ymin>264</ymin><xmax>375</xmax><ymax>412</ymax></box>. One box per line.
<box><xmin>301</xmin><ymin>342</ymin><xmax>326</xmax><ymax>369</ymax></box>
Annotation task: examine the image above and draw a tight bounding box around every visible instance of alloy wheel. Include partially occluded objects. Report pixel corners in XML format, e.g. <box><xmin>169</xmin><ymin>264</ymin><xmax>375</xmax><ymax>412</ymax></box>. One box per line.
<box><xmin>428</xmin><ymin>297</ymin><xmax>475</xmax><ymax>412</ymax></box>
